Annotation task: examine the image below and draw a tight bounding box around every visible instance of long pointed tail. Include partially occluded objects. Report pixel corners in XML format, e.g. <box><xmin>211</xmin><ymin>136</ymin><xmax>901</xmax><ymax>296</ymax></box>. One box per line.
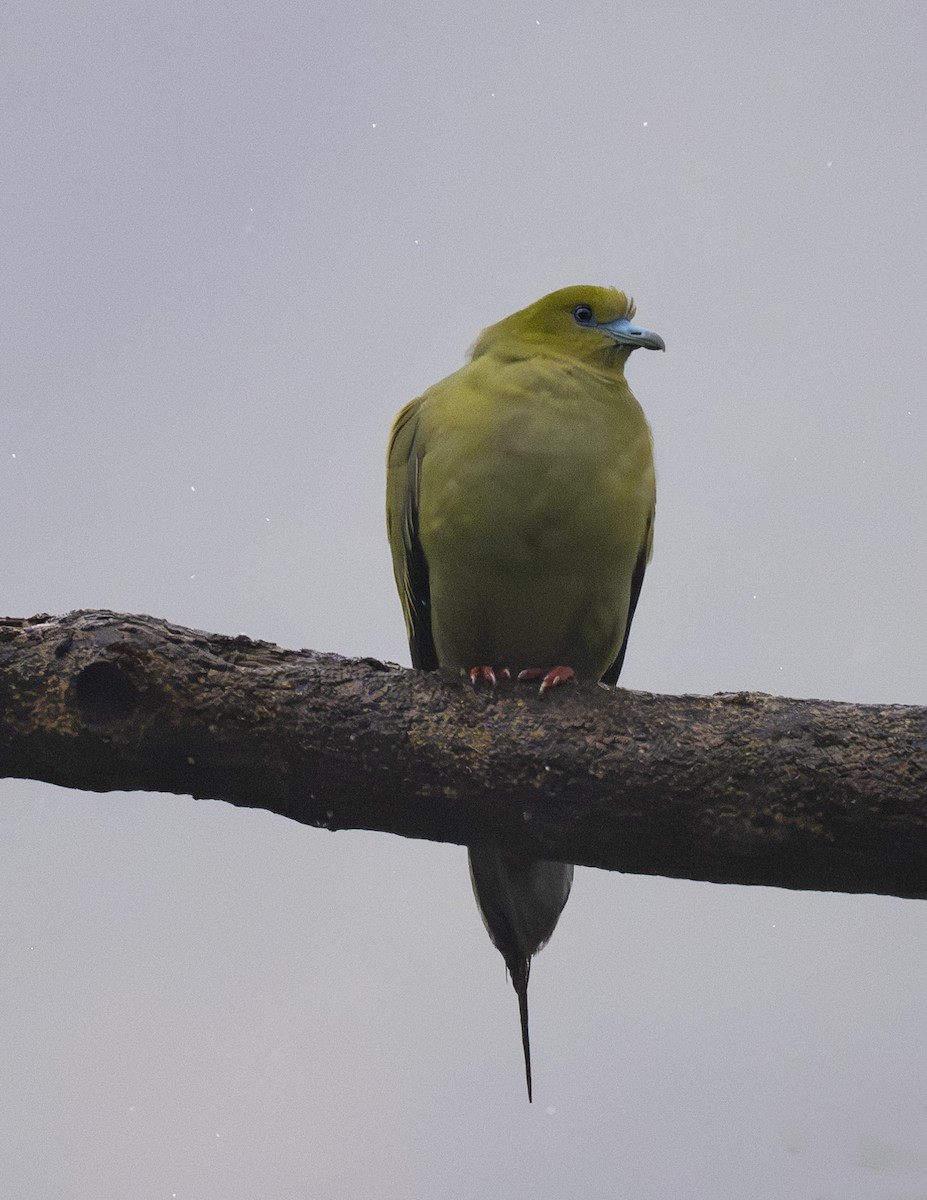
<box><xmin>468</xmin><ymin>847</ymin><xmax>573</xmax><ymax>1102</ymax></box>
<box><xmin>512</xmin><ymin>960</ymin><xmax>532</xmax><ymax>1102</ymax></box>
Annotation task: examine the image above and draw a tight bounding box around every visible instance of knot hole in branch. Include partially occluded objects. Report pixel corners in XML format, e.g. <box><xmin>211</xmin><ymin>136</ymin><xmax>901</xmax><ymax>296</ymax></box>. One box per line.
<box><xmin>74</xmin><ymin>660</ymin><xmax>140</xmax><ymax>722</ymax></box>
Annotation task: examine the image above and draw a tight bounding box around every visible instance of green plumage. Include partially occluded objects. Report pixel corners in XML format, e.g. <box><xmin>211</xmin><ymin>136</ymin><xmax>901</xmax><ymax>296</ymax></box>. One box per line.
<box><xmin>386</xmin><ymin>285</ymin><xmax>663</xmax><ymax>1099</ymax></box>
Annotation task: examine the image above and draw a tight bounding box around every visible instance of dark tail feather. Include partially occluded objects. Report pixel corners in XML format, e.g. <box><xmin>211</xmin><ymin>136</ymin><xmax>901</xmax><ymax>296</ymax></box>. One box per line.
<box><xmin>512</xmin><ymin>959</ymin><xmax>532</xmax><ymax>1102</ymax></box>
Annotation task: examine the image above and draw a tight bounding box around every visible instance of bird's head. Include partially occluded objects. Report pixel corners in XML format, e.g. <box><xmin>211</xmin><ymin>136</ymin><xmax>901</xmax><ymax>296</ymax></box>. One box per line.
<box><xmin>470</xmin><ymin>285</ymin><xmax>665</xmax><ymax>368</ymax></box>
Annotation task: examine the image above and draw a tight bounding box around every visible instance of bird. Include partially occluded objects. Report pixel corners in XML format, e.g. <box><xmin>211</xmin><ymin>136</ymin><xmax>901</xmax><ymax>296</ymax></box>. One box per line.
<box><xmin>386</xmin><ymin>285</ymin><xmax>663</xmax><ymax>1100</ymax></box>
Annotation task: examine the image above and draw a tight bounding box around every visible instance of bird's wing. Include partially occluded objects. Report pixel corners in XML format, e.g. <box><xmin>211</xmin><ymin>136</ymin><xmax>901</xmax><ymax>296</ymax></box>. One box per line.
<box><xmin>386</xmin><ymin>397</ymin><xmax>438</xmax><ymax>670</ymax></box>
<box><xmin>600</xmin><ymin>509</ymin><xmax>654</xmax><ymax>686</ymax></box>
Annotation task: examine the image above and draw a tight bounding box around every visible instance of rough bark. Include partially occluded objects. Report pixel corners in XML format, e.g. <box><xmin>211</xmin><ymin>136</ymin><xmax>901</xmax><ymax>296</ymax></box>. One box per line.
<box><xmin>1</xmin><ymin>610</ymin><xmax>926</xmax><ymax>899</ymax></box>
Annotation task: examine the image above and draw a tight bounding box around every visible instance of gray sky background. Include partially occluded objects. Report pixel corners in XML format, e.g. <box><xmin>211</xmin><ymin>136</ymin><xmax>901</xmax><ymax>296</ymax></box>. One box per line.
<box><xmin>3</xmin><ymin>2</ymin><xmax>927</xmax><ymax>1196</ymax></box>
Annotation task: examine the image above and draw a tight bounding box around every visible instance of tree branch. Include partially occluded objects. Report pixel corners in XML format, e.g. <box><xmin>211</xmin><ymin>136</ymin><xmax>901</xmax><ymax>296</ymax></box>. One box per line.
<box><xmin>2</xmin><ymin>610</ymin><xmax>926</xmax><ymax>899</ymax></box>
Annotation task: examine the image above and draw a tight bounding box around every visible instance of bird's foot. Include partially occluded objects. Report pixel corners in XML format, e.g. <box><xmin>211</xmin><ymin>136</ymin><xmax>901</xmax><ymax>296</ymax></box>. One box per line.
<box><xmin>467</xmin><ymin>665</ymin><xmax>512</xmax><ymax>688</ymax></box>
<box><xmin>516</xmin><ymin>666</ymin><xmax>576</xmax><ymax>695</ymax></box>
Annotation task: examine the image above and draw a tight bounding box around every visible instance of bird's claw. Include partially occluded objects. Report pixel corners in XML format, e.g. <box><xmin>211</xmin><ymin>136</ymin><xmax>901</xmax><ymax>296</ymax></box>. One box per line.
<box><xmin>468</xmin><ymin>666</ymin><xmax>511</xmax><ymax>688</ymax></box>
<box><xmin>517</xmin><ymin>666</ymin><xmax>576</xmax><ymax>695</ymax></box>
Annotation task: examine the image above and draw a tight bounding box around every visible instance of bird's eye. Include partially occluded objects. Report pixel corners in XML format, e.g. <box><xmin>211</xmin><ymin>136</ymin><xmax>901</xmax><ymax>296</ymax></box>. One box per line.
<box><xmin>573</xmin><ymin>304</ymin><xmax>594</xmax><ymax>325</ymax></box>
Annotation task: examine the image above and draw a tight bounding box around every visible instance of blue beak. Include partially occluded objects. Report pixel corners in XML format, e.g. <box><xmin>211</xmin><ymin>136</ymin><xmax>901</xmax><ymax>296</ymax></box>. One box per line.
<box><xmin>601</xmin><ymin>316</ymin><xmax>665</xmax><ymax>351</ymax></box>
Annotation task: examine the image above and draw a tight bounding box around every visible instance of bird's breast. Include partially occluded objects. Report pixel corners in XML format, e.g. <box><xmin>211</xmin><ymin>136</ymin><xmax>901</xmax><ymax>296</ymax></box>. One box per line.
<box><xmin>414</xmin><ymin>362</ymin><xmax>654</xmax><ymax>677</ymax></box>
<box><xmin>420</xmin><ymin>376</ymin><xmax>652</xmax><ymax>569</ymax></box>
